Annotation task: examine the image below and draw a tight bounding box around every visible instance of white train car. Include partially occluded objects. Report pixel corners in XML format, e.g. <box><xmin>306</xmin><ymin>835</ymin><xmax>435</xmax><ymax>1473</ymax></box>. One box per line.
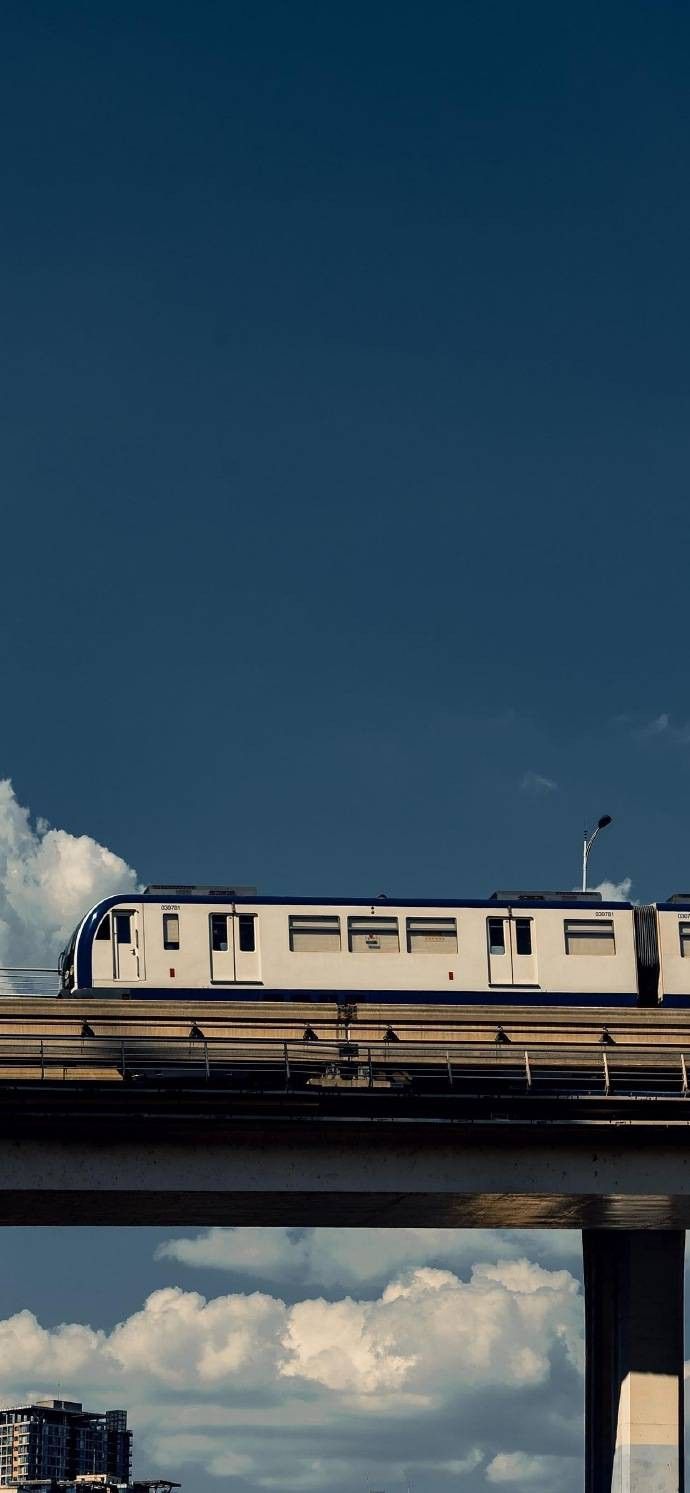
<box><xmin>655</xmin><ymin>896</ymin><xmax>690</xmax><ymax>1005</ymax></box>
<box><xmin>57</xmin><ymin>885</ymin><xmax>645</xmax><ymax>1006</ymax></box>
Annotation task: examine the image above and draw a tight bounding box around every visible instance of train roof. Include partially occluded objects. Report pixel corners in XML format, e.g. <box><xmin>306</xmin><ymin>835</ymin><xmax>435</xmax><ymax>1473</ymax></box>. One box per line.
<box><xmin>121</xmin><ymin>887</ymin><xmax>632</xmax><ymax>910</ymax></box>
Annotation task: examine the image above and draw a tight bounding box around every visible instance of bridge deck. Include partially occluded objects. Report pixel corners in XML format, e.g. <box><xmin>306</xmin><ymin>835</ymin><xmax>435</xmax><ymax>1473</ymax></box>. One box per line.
<box><xmin>0</xmin><ymin>997</ymin><xmax>686</xmax><ymax>1100</ymax></box>
<box><xmin>0</xmin><ymin>997</ymin><xmax>686</xmax><ymax>1226</ymax></box>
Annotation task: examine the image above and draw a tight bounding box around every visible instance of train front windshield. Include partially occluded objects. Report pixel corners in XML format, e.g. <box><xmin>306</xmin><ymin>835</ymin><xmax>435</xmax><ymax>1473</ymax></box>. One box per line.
<box><xmin>58</xmin><ymin>925</ymin><xmax>79</xmax><ymax>991</ymax></box>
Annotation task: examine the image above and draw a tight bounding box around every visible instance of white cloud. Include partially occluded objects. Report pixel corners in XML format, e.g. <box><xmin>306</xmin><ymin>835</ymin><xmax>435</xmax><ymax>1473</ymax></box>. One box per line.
<box><xmin>0</xmin><ymin>1265</ymin><xmax>582</xmax><ymax>1400</ymax></box>
<box><xmin>519</xmin><ymin>771</ymin><xmax>558</xmax><ymax>795</ymax></box>
<box><xmin>282</xmin><ymin>1261</ymin><xmax>583</xmax><ymax>1398</ymax></box>
<box><xmin>156</xmin><ymin>1226</ymin><xmax>581</xmax><ymax>1287</ymax></box>
<box><xmin>108</xmin><ymin>1286</ymin><xmax>287</xmax><ymax>1388</ymax></box>
<box><xmin>639</xmin><ymin>713</ymin><xmax>671</xmax><ymax>738</ymax></box>
<box><xmin>0</xmin><ymin>1309</ymin><xmax>104</xmax><ymax>1381</ymax></box>
<box><xmin>0</xmin><ymin>778</ymin><xmax>138</xmax><ymax>969</ymax></box>
<box><xmin>485</xmin><ymin>1451</ymin><xmax>576</xmax><ymax>1484</ymax></box>
<box><xmin>158</xmin><ymin>1226</ymin><xmax>310</xmax><ymax>1278</ymax></box>
<box><xmin>438</xmin><ymin>1450</ymin><xmax>484</xmax><ymax>1474</ymax></box>
<box><xmin>0</xmin><ymin>1262</ymin><xmax>584</xmax><ymax>1482</ymax></box>
<box><xmin>591</xmin><ymin>878</ymin><xmax>632</xmax><ymax>902</ymax></box>
<box><xmin>636</xmin><ymin>712</ymin><xmax>690</xmax><ymax>745</ymax></box>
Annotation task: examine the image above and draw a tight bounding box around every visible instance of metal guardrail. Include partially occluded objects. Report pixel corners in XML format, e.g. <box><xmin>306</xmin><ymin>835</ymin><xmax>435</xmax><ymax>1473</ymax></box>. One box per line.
<box><xmin>0</xmin><ymin>967</ymin><xmax>57</xmax><ymax>998</ymax></box>
<box><xmin>0</xmin><ymin>1034</ymin><xmax>686</xmax><ymax>1097</ymax></box>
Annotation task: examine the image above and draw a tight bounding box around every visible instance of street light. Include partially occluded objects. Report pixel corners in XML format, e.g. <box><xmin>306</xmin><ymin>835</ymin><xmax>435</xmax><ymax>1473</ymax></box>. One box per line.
<box><xmin>582</xmin><ymin>815</ymin><xmax>613</xmax><ymax>892</ymax></box>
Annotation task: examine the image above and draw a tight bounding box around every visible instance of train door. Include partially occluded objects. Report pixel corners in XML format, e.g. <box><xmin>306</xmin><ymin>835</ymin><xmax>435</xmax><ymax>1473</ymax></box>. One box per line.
<box><xmin>234</xmin><ymin>913</ymin><xmax>260</xmax><ymax>983</ymax></box>
<box><xmin>487</xmin><ymin>916</ymin><xmax>537</xmax><ymax>986</ymax></box>
<box><xmin>510</xmin><ymin>916</ymin><xmax>536</xmax><ymax>985</ymax></box>
<box><xmin>210</xmin><ymin>912</ymin><xmax>235</xmax><ymax>981</ymax></box>
<box><xmin>209</xmin><ymin>912</ymin><xmax>261</xmax><ymax>982</ymax></box>
<box><xmin>112</xmin><ymin>908</ymin><xmax>143</xmax><ymax>982</ymax></box>
<box><xmin>487</xmin><ymin>916</ymin><xmax>511</xmax><ymax>984</ymax></box>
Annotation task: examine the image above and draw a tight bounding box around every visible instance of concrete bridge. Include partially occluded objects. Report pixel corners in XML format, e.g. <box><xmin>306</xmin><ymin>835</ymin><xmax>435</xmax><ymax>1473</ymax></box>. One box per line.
<box><xmin>0</xmin><ymin>993</ymin><xmax>687</xmax><ymax>1490</ymax></box>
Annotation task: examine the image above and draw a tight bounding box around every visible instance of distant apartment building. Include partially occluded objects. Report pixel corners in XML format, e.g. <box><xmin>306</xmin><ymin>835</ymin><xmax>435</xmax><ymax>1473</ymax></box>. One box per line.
<box><xmin>0</xmin><ymin>1403</ymin><xmax>132</xmax><ymax>1486</ymax></box>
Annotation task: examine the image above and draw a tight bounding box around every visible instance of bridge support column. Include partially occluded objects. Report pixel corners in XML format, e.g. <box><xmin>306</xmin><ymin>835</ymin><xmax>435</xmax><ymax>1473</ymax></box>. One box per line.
<box><xmin>583</xmin><ymin>1230</ymin><xmax>685</xmax><ymax>1492</ymax></box>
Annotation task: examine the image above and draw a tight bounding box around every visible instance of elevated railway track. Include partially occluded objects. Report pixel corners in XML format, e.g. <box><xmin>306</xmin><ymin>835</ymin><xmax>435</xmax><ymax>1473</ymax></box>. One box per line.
<box><xmin>1</xmin><ymin>987</ymin><xmax>686</xmax><ymax>1487</ymax></box>
<box><xmin>3</xmin><ymin>989</ymin><xmax>690</xmax><ymax>1037</ymax></box>
<box><xmin>0</xmin><ymin>992</ymin><xmax>689</xmax><ymax>1232</ymax></box>
<box><xmin>0</xmin><ymin>995</ymin><xmax>687</xmax><ymax>1129</ymax></box>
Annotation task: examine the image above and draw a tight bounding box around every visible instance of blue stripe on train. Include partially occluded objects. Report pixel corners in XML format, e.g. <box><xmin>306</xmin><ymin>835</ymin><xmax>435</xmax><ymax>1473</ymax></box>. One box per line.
<box><xmin>73</xmin><ymin>986</ymin><xmax>641</xmax><ymax>1006</ymax></box>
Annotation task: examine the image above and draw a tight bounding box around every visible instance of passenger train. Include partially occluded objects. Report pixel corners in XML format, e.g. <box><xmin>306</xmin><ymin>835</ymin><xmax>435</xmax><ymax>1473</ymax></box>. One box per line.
<box><xmin>56</xmin><ymin>885</ymin><xmax>690</xmax><ymax>1006</ymax></box>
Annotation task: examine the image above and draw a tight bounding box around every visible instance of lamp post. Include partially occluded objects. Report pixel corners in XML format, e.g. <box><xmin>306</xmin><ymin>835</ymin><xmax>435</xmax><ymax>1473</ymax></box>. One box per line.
<box><xmin>582</xmin><ymin>815</ymin><xmax>612</xmax><ymax>892</ymax></box>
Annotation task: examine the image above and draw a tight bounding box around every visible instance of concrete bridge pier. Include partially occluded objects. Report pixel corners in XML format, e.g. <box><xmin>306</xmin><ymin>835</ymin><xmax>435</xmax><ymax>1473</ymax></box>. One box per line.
<box><xmin>583</xmin><ymin>1230</ymin><xmax>685</xmax><ymax>1492</ymax></box>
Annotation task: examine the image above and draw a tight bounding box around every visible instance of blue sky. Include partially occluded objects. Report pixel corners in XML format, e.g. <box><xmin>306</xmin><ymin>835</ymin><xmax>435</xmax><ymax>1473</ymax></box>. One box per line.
<box><xmin>2</xmin><ymin>0</ymin><xmax>690</xmax><ymax>903</ymax></box>
<box><xmin>2</xmin><ymin>4</ymin><xmax>690</xmax><ymax>1490</ymax></box>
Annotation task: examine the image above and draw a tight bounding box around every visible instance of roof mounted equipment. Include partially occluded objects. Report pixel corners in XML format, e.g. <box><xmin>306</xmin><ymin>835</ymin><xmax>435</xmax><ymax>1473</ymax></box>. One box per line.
<box><xmin>490</xmin><ymin>890</ymin><xmax>603</xmax><ymax>903</ymax></box>
<box><xmin>144</xmin><ymin>884</ymin><xmax>257</xmax><ymax>896</ymax></box>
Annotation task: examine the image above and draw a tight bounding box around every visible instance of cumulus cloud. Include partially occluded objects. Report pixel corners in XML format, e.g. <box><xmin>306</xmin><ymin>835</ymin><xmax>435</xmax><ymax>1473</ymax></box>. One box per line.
<box><xmin>283</xmin><ymin>1263</ymin><xmax>582</xmax><ymax>1397</ymax></box>
<box><xmin>109</xmin><ymin>1286</ymin><xmax>287</xmax><ymax>1387</ymax></box>
<box><xmin>519</xmin><ymin>772</ymin><xmax>558</xmax><ymax>795</ymax></box>
<box><xmin>0</xmin><ymin>778</ymin><xmax>138</xmax><ymax>967</ymax></box>
<box><xmin>156</xmin><ymin>1226</ymin><xmax>580</xmax><ymax>1288</ymax></box>
<box><xmin>591</xmin><ymin>878</ymin><xmax>633</xmax><ymax>902</ymax></box>
<box><xmin>436</xmin><ymin>1450</ymin><xmax>484</xmax><ymax>1475</ymax></box>
<box><xmin>486</xmin><ymin>1451</ymin><xmax>576</xmax><ymax>1484</ymax></box>
<box><xmin>0</xmin><ymin>1266</ymin><xmax>582</xmax><ymax>1400</ymax></box>
<box><xmin>0</xmin><ymin>1263</ymin><xmax>584</xmax><ymax>1486</ymax></box>
<box><xmin>0</xmin><ymin>1309</ymin><xmax>105</xmax><ymax>1381</ymax></box>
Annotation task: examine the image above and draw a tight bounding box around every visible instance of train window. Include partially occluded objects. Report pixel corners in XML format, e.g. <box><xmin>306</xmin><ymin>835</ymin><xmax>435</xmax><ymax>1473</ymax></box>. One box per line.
<box><xmin>564</xmin><ymin>919</ymin><xmax>615</xmax><ymax>955</ymax></box>
<box><xmin>95</xmin><ymin>914</ymin><xmax>111</xmax><ymax>942</ymax></box>
<box><xmin>679</xmin><ymin>923</ymin><xmax>690</xmax><ymax>957</ymax></box>
<box><xmin>348</xmin><ymin>917</ymin><xmax>399</xmax><ymax>953</ymax></box>
<box><xmin>407</xmin><ymin>917</ymin><xmax>457</xmax><ymax>953</ymax></box>
<box><xmin>515</xmin><ymin>918</ymin><xmax>532</xmax><ymax>956</ymax></box>
<box><xmin>238</xmin><ymin>915</ymin><xmax>255</xmax><ymax>953</ymax></box>
<box><xmin>211</xmin><ymin>914</ymin><xmax>229</xmax><ymax>952</ymax></box>
<box><xmin>163</xmin><ymin>914</ymin><xmax>180</xmax><ymax>950</ymax></box>
<box><xmin>488</xmin><ymin>918</ymin><xmax>505</xmax><ymax>954</ymax></box>
<box><xmin>289</xmin><ymin>915</ymin><xmax>341</xmax><ymax>952</ymax></box>
<box><xmin>114</xmin><ymin>912</ymin><xmax>132</xmax><ymax>944</ymax></box>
